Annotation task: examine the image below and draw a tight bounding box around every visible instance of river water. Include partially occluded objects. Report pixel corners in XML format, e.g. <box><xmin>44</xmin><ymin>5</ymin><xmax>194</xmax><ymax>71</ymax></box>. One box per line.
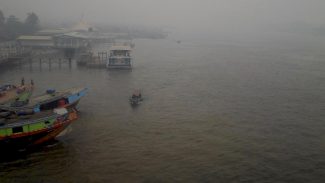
<box><xmin>0</xmin><ymin>35</ymin><xmax>325</xmax><ymax>182</ymax></box>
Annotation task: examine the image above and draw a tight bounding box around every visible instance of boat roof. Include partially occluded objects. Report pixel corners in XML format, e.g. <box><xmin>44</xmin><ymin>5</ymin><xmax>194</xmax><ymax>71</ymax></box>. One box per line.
<box><xmin>110</xmin><ymin>46</ymin><xmax>132</xmax><ymax>51</ymax></box>
<box><xmin>17</xmin><ymin>35</ymin><xmax>53</xmax><ymax>41</ymax></box>
<box><xmin>54</xmin><ymin>32</ymin><xmax>90</xmax><ymax>39</ymax></box>
<box><xmin>0</xmin><ymin>87</ymin><xmax>85</xmax><ymax>110</ymax></box>
<box><xmin>0</xmin><ymin>110</ymin><xmax>59</xmax><ymax>128</ymax></box>
<box><xmin>29</xmin><ymin>87</ymin><xmax>85</xmax><ymax>106</ymax></box>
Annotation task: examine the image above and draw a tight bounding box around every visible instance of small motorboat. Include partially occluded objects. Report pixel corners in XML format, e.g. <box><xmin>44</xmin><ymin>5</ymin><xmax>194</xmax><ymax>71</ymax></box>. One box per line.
<box><xmin>129</xmin><ymin>90</ymin><xmax>143</xmax><ymax>106</ymax></box>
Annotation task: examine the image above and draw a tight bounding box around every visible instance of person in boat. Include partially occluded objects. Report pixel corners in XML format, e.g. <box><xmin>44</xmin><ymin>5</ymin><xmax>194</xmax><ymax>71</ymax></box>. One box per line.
<box><xmin>132</xmin><ymin>90</ymin><xmax>141</xmax><ymax>99</ymax></box>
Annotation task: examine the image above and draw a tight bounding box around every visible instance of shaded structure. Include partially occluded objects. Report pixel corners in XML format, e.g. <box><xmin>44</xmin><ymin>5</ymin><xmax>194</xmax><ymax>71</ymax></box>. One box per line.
<box><xmin>53</xmin><ymin>32</ymin><xmax>90</xmax><ymax>49</ymax></box>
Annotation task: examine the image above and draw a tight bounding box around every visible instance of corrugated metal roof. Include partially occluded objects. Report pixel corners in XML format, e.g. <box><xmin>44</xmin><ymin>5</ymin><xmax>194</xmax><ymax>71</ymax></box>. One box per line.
<box><xmin>55</xmin><ymin>32</ymin><xmax>89</xmax><ymax>39</ymax></box>
<box><xmin>36</xmin><ymin>28</ymin><xmax>70</xmax><ymax>35</ymax></box>
<box><xmin>17</xmin><ymin>36</ymin><xmax>53</xmax><ymax>41</ymax></box>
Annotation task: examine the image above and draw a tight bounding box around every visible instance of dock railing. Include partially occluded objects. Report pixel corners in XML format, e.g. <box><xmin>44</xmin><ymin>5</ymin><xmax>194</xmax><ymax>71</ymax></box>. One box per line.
<box><xmin>0</xmin><ymin>41</ymin><xmax>31</xmax><ymax>64</ymax></box>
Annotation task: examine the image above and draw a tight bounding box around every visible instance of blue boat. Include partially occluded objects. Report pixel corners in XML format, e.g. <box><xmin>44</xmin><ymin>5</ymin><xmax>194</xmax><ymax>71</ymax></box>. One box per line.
<box><xmin>0</xmin><ymin>87</ymin><xmax>87</xmax><ymax>115</ymax></box>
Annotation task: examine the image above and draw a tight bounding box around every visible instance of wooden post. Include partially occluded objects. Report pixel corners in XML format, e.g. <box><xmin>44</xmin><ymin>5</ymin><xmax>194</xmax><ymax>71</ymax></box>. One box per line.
<box><xmin>18</xmin><ymin>58</ymin><xmax>22</xmax><ymax>69</ymax></box>
<box><xmin>29</xmin><ymin>58</ymin><xmax>32</xmax><ymax>71</ymax></box>
<box><xmin>49</xmin><ymin>58</ymin><xmax>51</xmax><ymax>71</ymax></box>
<box><xmin>59</xmin><ymin>58</ymin><xmax>61</xmax><ymax>69</ymax></box>
<box><xmin>39</xmin><ymin>58</ymin><xmax>42</xmax><ymax>71</ymax></box>
<box><xmin>68</xmin><ymin>58</ymin><xmax>72</xmax><ymax>69</ymax></box>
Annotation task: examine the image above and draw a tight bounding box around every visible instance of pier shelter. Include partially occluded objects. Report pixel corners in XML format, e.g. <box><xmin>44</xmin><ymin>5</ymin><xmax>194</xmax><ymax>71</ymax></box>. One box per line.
<box><xmin>53</xmin><ymin>32</ymin><xmax>90</xmax><ymax>49</ymax></box>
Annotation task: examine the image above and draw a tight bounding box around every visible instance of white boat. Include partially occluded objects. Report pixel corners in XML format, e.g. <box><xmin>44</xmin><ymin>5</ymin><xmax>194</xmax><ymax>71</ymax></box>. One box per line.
<box><xmin>106</xmin><ymin>45</ymin><xmax>132</xmax><ymax>69</ymax></box>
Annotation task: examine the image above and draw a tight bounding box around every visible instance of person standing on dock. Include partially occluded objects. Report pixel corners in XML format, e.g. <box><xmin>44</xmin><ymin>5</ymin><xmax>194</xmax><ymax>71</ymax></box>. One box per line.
<box><xmin>21</xmin><ymin>77</ymin><xmax>25</xmax><ymax>86</ymax></box>
<box><xmin>31</xmin><ymin>79</ymin><xmax>34</xmax><ymax>88</ymax></box>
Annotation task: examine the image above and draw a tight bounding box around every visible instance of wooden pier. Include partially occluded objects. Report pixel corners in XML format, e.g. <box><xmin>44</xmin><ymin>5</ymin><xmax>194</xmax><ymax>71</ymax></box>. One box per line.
<box><xmin>28</xmin><ymin>57</ymin><xmax>73</xmax><ymax>71</ymax></box>
<box><xmin>76</xmin><ymin>51</ymin><xmax>107</xmax><ymax>68</ymax></box>
<box><xmin>0</xmin><ymin>41</ymin><xmax>31</xmax><ymax>65</ymax></box>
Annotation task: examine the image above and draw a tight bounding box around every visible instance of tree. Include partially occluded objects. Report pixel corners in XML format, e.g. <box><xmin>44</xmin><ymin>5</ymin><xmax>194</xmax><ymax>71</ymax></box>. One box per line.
<box><xmin>0</xmin><ymin>10</ymin><xmax>5</xmax><ymax>40</ymax></box>
<box><xmin>0</xmin><ymin>10</ymin><xmax>4</xmax><ymax>27</ymax></box>
<box><xmin>6</xmin><ymin>15</ymin><xmax>23</xmax><ymax>39</ymax></box>
<box><xmin>24</xmin><ymin>12</ymin><xmax>39</xmax><ymax>34</ymax></box>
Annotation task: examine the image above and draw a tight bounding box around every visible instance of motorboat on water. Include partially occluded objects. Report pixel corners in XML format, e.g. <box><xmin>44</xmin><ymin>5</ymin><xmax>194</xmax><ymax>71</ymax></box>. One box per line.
<box><xmin>129</xmin><ymin>90</ymin><xmax>143</xmax><ymax>106</ymax></box>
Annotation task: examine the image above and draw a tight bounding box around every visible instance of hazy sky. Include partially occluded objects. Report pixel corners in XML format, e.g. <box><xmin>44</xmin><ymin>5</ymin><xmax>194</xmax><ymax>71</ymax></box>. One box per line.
<box><xmin>1</xmin><ymin>0</ymin><xmax>325</xmax><ymax>36</ymax></box>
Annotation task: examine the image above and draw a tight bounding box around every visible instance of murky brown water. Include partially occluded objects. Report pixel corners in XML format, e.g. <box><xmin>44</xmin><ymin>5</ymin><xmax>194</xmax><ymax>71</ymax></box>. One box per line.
<box><xmin>0</xmin><ymin>37</ymin><xmax>325</xmax><ymax>182</ymax></box>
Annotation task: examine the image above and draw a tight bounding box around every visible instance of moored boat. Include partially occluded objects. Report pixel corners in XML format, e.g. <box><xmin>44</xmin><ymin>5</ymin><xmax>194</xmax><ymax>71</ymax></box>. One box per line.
<box><xmin>106</xmin><ymin>45</ymin><xmax>132</xmax><ymax>69</ymax></box>
<box><xmin>0</xmin><ymin>87</ymin><xmax>87</xmax><ymax>114</ymax></box>
<box><xmin>0</xmin><ymin>108</ymin><xmax>78</xmax><ymax>149</ymax></box>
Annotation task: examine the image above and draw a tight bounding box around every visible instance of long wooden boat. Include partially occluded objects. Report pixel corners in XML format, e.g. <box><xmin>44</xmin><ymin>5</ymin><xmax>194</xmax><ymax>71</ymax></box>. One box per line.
<box><xmin>0</xmin><ymin>108</ymin><xmax>78</xmax><ymax>149</ymax></box>
<box><xmin>0</xmin><ymin>87</ymin><xmax>87</xmax><ymax>114</ymax></box>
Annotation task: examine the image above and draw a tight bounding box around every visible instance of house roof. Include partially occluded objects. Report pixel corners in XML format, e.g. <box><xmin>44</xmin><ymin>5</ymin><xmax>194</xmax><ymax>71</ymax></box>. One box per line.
<box><xmin>17</xmin><ymin>36</ymin><xmax>53</xmax><ymax>41</ymax></box>
<box><xmin>54</xmin><ymin>32</ymin><xmax>90</xmax><ymax>39</ymax></box>
<box><xmin>36</xmin><ymin>28</ymin><xmax>70</xmax><ymax>35</ymax></box>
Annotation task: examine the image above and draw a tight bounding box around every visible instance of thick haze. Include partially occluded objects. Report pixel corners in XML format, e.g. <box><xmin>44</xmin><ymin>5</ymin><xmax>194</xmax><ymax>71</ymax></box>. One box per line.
<box><xmin>1</xmin><ymin>0</ymin><xmax>325</xmax><ymax>39</ymax></box>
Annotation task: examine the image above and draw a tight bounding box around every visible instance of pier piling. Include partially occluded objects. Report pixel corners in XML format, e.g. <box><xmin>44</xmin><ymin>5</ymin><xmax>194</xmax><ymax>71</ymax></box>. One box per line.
<box><xmin>68</xmin><ymin>58</ymin><xmax>72</xmax><ymax>69</ymax></box>
<box><xmin>49</xmin><ymin>58</ymin><xmax>52</xmax><ymax>71</ymax></box>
